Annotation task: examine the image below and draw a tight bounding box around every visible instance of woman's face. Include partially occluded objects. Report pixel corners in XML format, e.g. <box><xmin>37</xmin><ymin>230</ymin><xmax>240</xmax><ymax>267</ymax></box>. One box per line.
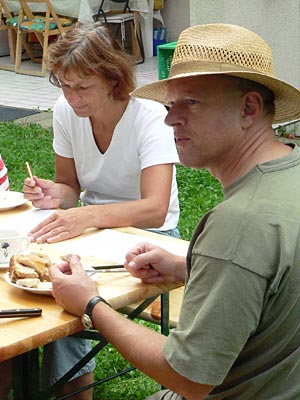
<box><xmin>58</xmin><ymin>70</ymin><xmax>116</xmax><ymax>118</ymax></box>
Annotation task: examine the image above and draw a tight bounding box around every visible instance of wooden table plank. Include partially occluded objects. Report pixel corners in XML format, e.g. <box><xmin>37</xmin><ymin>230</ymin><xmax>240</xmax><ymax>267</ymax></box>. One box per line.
<box><xmin>0</xmin><ymin>205</ymin><xmax>187</xmax><ymax>362</ymax></box>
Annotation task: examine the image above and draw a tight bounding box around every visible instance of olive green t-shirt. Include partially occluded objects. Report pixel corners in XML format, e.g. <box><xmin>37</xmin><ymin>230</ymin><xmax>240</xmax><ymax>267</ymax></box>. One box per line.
<box><xmin>162</xmin><ymin>145</ymin><xmax>300</xmax><ymax>399</ymax></box>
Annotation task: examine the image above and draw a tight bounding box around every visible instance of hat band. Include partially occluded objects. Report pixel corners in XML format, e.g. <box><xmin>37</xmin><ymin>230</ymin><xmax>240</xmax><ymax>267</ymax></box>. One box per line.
<box><xmin>169</xmin><ymin>61</ymin><xmax>274</xmax><ymax>79</ymax></box>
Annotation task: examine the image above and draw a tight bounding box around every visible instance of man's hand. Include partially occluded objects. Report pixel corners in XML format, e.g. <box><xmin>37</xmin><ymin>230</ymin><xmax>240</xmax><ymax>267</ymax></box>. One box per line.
<box><xmin>49</xmin><ymin>255</ymin><xmax>98</xmax><ymax>316</ymax></box>
<box><xmin>125</xmin><ymin>242</ymin><xmax>186</xmax><ymax>284</ymax></box>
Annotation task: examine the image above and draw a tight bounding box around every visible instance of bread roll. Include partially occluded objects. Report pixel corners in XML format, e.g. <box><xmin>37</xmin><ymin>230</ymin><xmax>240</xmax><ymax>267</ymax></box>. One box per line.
<box><xmin>60</xmin><ymin>254</ymin><xmax>81</xmax><ymax>262</ymax></box>
<box><xmin>9</xmin><ymin>252</ymin><xmax>52</xmax><ymax>284</ymax></box>
<box><xmin>15</xmin><ymin>278</ymin><xmax>40</xmax><ymax>288</ymax></box>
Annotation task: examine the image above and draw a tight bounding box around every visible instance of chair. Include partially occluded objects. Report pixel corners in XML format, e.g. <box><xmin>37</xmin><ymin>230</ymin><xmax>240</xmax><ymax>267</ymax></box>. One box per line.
<box><xmin>15</xmin><ymin>0</ymin><xmax>75</xmax><ymax>77</ymax></box>
<box><xmin>96</xmin><ymin>0</ymin><xmax>131</xmax><ymax>23</ymax></box>
<box><xmin>0</xmin><ymin>0</ymin><xmax>44</xmax><ymax>71</ymax></box>
<box><xmin>95</xmin><ymin>0</ymin><xmax>144</xmax><ymax>64</ymax></box>
<box><xmin>0</xmin><ymin>0</ymin><xmax>19</xmax><ymax>70</ymax></box>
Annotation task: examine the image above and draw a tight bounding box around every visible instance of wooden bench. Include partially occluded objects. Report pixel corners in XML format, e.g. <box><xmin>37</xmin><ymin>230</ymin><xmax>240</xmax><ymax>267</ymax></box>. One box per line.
<box><xmin>119</xmin><ymin>286</ymin><xmax>184</xmax><ymax>329</ymax></box>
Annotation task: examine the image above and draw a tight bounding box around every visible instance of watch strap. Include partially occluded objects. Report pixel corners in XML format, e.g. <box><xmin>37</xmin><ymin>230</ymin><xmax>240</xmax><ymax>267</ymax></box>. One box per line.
<box><xmin>82</xmin><ymin>295</ymin><xmax>111</xmax><ymax>329</ymax></box>
<box><xmin>85</xmin><ymin>295</ymin><xmax>111</xmax><ymax>317</ymax></box>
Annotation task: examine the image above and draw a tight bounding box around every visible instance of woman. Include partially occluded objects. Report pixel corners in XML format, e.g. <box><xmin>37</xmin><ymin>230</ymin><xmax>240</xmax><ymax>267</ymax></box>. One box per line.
<box><xmin>23</xmin><ymin>23</ymin><xmax>180</xmax><ymax>400</ymax></box>
<box><xmin>23</xmin><ymin>23</ymin><xmax>180</xmax><ymax>245</ymax></box>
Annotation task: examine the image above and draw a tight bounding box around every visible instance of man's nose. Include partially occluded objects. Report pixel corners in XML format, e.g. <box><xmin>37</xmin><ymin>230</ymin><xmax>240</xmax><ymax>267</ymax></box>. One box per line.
<box><xmin>164</xmin><ymin>104</ymin><xmax>185</xmax><ymax>127</ymax></box>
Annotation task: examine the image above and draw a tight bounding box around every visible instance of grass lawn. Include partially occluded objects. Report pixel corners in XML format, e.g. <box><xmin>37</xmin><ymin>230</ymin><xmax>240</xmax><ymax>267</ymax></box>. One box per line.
<box><xmin>0</xmin><ymin>121</ymin><xmax>223</xmax><ymax>399</ymax></box>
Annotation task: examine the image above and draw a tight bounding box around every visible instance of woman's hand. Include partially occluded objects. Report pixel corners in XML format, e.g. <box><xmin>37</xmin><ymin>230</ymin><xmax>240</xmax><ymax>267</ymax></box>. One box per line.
<box><xmin>23</xmin><ymin>176</ymin><xmax>62</xmax><ymax>209</ymax></box>
<box><xmin>125</xmin><ymin>242</ymin><xmax>186</xmax><ymax>284</ymax></box>
<box><xmin>28</xmin><ymin>207</ymin><xmax>92</xmax><ymax>243</ymax></box>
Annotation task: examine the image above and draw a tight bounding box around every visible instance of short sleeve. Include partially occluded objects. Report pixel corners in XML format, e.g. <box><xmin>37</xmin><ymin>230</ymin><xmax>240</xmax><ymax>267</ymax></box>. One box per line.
<box><xmin>131</xmin><ymin>99</ymin><xmax>179</xmax><ymax>170</ymax></box>
<box><xmin>163</xmin><ymin>256</ymin><xmax>266</xmax><ymax>385</ymax></box>
<box><xmin>53</xmin><ymin>95</ymin><xmax>76</xmax><ymax>158</ymax></box>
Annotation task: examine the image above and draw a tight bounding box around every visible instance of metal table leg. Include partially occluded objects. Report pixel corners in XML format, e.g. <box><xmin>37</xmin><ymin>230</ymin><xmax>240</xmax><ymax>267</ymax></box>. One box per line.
<box><xmin>12</xmin><ymin>292</ymin><xmax>171</xmax><ymax>399</ymax></box>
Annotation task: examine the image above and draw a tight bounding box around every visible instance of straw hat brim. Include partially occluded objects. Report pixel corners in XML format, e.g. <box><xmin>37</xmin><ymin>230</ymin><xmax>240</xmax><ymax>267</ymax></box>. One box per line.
<box><xmin>132</xmin><ymin>70</ymin><xmax>300</xmax><ymax>124</ymax></box>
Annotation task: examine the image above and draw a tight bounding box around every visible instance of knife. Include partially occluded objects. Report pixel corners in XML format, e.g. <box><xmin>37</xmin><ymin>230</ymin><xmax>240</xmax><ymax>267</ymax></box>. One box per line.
<box><xmin>0</xmin><ymin>308</ymin><xmax>42</xmax><ymax>318</ymax></box>
<box><xmin>91</xmin><ymin>264</ymin><xmax>125</xmax><ymax>270</ymax></box>
<box><xmin>85</xmin><ymin>264</ymin><xmax>127</xmax><ymax>274</ymax></box>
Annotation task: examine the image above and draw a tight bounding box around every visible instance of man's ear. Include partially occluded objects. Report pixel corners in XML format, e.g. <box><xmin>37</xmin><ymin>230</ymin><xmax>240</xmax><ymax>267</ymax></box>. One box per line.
<box><xmin>241</xmin><ymin>91</ymin><xmax>264</xmax><ymax>128</ymax></box>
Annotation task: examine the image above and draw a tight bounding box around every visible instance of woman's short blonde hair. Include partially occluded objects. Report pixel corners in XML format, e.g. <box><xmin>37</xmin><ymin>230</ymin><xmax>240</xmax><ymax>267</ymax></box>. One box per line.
<box><xmin>48</xmin><ymin>22</ymin><xmax>136</xmax><ymax>101</ymax></box>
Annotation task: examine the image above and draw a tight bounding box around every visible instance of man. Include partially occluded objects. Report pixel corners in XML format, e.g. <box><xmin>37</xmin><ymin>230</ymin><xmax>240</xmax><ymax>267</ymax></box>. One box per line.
<box><xmin>49</xmin><ymin>24</ymin><xmax>300</xmax><ymax>399</ymax></box>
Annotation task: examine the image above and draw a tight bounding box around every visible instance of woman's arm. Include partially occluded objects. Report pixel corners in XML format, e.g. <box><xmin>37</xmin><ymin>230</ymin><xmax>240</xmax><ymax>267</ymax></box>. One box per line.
<box><xmin>89</xmin><ymin>163</ymin><xmax>173</xmax><ymax>229</ymax></box>
<box><xmin>28</xmin><ymin>163</ymin><xmax>175</xmax><ymax>243</ymax></box>
<box><xmin>54</xmin><ymin>154</ymin><xmax>81</xmax><ymax>208</ymax></box>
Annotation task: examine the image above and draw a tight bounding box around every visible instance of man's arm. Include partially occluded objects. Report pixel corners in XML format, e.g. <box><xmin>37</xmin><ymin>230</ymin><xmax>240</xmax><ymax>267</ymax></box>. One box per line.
<box><xmin>92</xmin><ymin>301</ymin><xmax>214</xmax><ymax>400</ymax></box>
<box><xmin>49</xmin><ymin>255</ymin><xmax>213</xmax><ymax>400</ymax></box>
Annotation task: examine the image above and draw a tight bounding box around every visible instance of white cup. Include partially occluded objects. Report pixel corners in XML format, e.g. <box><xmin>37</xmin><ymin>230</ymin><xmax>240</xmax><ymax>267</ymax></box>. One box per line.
<box><xmin>0</xmin><ymin>229</ymin><xmax>30</xmax><ymax>264</ymax></box>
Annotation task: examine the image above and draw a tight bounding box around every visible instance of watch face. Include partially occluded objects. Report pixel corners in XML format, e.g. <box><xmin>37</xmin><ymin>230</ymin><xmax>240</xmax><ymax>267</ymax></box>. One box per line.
<box><xmin>81</xmin><ymin>313</ymin><xmax>93</xmax><ymax>329</ymax></box>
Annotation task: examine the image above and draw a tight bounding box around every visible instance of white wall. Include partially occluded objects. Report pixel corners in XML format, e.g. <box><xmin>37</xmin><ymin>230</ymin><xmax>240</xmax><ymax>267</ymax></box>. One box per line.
<box><xmin>189</xmin><ymin>0</ymin><xmax>300</xmax><ymax>88</ymax></box>
<box><xmin>161</xmin><ymin>0</ymin><xmax>190</xmax><ymax>42</ymax></box>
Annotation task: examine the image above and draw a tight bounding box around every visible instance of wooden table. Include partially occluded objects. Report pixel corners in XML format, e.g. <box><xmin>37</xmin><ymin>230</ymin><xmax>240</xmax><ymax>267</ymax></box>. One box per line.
<box><xmin>0</xmin><ymin>203</ymin><xmax>188</xmax><ymax>399</ymax></box>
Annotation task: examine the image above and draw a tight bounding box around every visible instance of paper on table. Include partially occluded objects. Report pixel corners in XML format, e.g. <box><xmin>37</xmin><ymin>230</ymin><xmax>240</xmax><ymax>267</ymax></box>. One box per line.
<box><xmin>2</xmin><ymin>209</ymin><xmax>189</xmax><ymax>263</ymax></box>
<box><xmin>2</xmin><ymin>208</ymin><xmax>55</xmax><ymax>236</ymax></box>
<box><xmin>54</xmin><ymin>229</ymin><xmax>189</xmax><ymax>264</ymax></box>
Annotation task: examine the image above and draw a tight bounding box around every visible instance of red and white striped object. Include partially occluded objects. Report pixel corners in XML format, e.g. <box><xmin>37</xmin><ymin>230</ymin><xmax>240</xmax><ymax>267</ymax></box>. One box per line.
<box><xmin>0</xmin><ymin>155</ymin><xmax>10</xmax><ymax>191</ymax></box>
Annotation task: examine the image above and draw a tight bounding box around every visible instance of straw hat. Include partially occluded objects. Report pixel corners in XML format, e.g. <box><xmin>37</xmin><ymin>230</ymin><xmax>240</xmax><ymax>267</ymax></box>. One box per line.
<box><xmin>132</xmin><ymin>24</ymin><xmax>300</xmax><ymax>124</ymax></box>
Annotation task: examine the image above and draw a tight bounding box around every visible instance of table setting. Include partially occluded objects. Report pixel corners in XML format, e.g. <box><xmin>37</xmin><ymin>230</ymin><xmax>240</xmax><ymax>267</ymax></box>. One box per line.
<box><xmin>0</xmin><ymin>200</ymin><xmax>188</xmax><ymax>398</ymax></box>
<box><xmin>0</xmin><ymin>190</ymin><xmax>28</xmax><ymax>210</ymax></box>
<box><xmin>0</xmin><ymin>202</ymin><xmax>188</xmax><ymax>334</ymax></box>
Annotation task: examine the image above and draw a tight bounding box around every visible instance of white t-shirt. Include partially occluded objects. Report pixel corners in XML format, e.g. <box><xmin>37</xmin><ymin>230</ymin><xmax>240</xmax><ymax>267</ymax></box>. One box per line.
<box><xmin>53</xmin><ymin>95</ymin><xmax>180</xmax><ymax>231</ymax></box>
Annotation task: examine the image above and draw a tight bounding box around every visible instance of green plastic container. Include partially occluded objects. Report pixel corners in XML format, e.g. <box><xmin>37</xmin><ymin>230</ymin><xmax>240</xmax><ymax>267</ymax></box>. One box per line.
<box><xmin>157</xmin><ymin>41</ymin><xmax>177</xmax><ymax>80</ymax></box>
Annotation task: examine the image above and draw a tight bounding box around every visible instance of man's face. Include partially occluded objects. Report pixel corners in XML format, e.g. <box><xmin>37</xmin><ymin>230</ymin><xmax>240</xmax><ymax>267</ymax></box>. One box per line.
<box><xmin>165</xmin><ymin>75</ymin><xmax>242</xmax><ymax>170</ymax></box>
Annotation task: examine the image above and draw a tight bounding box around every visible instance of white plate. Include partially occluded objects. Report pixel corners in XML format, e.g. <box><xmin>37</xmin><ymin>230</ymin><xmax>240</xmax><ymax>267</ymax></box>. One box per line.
<box><xmin>4</xmin><ymin>272</ymin><xmax>53</xmax><ymax>295</ymax></box>
<box><xmin>0</xmin><ymin>262</ymin><xmax>10</xmax><ymax>270</ymax></box>
<box><xmin>0</xmin><ymin>191</ymin><xmax>28</xmax><ymax>211</ymax></box>
<box><xmin>4</xmin><ymin>268</ymin><xmax>98</xmax><ymax>296</ymax></box>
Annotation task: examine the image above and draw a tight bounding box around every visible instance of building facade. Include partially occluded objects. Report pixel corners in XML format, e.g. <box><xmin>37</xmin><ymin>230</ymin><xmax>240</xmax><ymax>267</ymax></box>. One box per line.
<box><xmin>162</xmin><ymin>0</ymin><xmax>300</xmax><ymax>89</ymax></box>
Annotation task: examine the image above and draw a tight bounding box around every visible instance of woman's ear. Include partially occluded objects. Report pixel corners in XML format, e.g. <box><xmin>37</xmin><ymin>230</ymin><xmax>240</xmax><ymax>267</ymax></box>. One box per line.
<box><xmin>241</xmin><ymin>91</ymin><xmax>264</xmax><ymax>128</ymax></box>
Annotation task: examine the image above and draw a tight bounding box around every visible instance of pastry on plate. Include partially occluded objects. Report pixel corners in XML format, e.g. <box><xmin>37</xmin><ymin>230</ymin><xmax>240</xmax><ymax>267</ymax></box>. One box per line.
<box><xmin>9</xmin><ymin>252</ymin><xmax>52</xmax><ymax>288</ymax></box>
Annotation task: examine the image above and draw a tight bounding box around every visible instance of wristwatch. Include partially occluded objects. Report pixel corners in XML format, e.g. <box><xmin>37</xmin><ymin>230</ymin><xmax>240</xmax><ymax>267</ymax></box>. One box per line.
<box><xmin>81</xmin><ymin>295</ymin><xmax>111</xmax><ymax>329</ymax></box>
